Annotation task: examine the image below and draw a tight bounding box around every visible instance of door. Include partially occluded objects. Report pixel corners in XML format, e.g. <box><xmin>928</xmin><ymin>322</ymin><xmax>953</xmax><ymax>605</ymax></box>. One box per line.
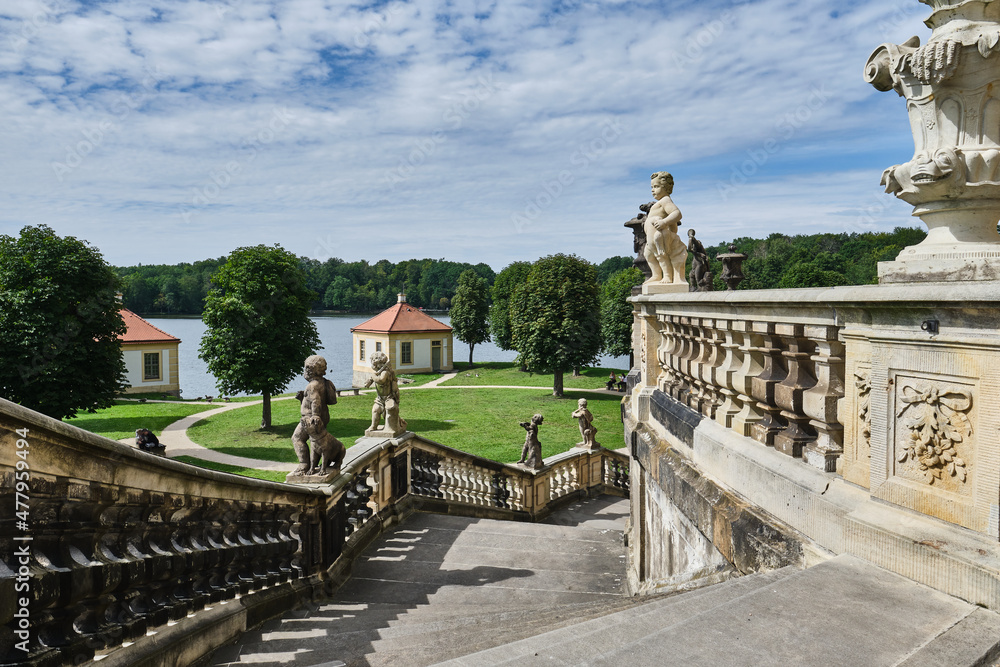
<box><xmin>431</xmin><ymin>341</ymin><xmax>442</xmax><ymax>371</ymax></box>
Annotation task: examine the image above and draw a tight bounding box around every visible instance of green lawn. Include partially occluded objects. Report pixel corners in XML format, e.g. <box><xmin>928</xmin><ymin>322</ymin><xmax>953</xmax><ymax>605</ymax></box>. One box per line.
<box><xmin>186</xmin><ymin>388</ymin><xmax>626</xmax><ymax>464</ymax></box>
<box><xmin>172</xmin><ymin>456</ymin><xmax>288</xmax><ymax>483</ymax></box>
<box><xmin>66</xmin><ymin>401</ymin><xmax>215</xmax><ymax>440</ymax></box>
<box><xmin>443</xmin><ymin>361</ymin><xmax>629</xmax><ymax>390</ymax></box>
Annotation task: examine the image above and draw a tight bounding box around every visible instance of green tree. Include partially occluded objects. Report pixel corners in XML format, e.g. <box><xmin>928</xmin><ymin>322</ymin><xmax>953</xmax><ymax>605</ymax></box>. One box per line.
<box><xmin>490</xmin><ymin>261</ymin><xmax>532</xmax><ymax>353</ymax></box>
<box><xmin>601</xmin><ymin>267</ymin><xmax>643</xmax><ymax>360</ymax></box>
<box><xmin>0</xmin><ymin>225</ymin><xmax>126</xmax><ymax>419</ymax></box>
<box><xmin>596</xmin><ymin>256</ymin><xmax>635</xmax><ymax>284</ymax></box>
<box><xmin>510</xmin><ymin>254</ymin><xmax>602</xmax><ymax>397</ymax></box>
<box><xmin>450</xmin><ymin>269</ymin><xmax>491</xmax><ymax>367</ymax></box>
<box><xmin>199</xmin><ymin>245</ymin><xmax>321</xmax><ymax>428</ymax></box>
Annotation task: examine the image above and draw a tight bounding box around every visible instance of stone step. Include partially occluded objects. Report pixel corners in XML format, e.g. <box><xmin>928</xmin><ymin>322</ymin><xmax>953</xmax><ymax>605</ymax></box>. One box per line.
<box><xmin>432</xmin><ymin>555</ymin><xmax>994</xmax><ymax>667</ymax></box>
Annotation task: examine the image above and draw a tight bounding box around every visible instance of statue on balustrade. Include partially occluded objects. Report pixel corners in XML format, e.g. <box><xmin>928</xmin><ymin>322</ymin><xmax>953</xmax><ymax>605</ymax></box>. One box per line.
<box><xmin>643</xmin><ymin>171</ymin><xmax>689</xmax><ymax>287</ymax></box>
<box><xmin>288</xmin><ymin>355</ymin><xmax>346</xmax><ymax>482</ymax></box>
<box><xmin>364</xmin><ymin>351</ymin><xmax>408</xmax><ymax>437</ymax></box>
<box><xmin>571</xmin><ymin>398</ymin><xmax>601</xmax><ymax>450</ymax></box>
<box><xmin>518</xmin><ymin>413</ymin><xmax>544</xmax><ymax>469</ymax></box>
<box><xmin>687</xmin><ymin>229</ymin><xmax>714</xmax><ymax>292</ymax></box>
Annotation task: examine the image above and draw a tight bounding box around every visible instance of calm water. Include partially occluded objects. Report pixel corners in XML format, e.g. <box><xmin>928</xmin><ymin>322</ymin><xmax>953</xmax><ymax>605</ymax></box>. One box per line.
<box><xmin>147</xmin><ymin>314</ymin><xmax>628</xmax><ymax>398</ymax></box>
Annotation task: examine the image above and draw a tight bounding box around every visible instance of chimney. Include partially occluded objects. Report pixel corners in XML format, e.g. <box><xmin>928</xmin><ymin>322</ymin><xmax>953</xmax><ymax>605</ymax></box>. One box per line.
<box><xmin>397</xmin><ymin>293</ymin><xmax>407</xmax><ymax>303</ymax></box>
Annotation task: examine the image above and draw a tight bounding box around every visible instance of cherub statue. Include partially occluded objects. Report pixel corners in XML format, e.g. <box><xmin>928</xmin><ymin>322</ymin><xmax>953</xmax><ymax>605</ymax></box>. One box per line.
<box><xmin>518</xmin><ymin>414</ymin><xmax>544</xmax><ymax>469</ymax></box>
<box><xmin>364</xmin><ymin>351</ymin><xmax>408</xmax><ymax>437</ymax></box>
<box><xmin>290</xmin><ymin>355</ymin><xmax>346</xmax><ymax>478</ymax></box>
<box><xmin>642</xmin><ymin>171</ymin><xmax>688</xmax><ymax>285</ymax></box>
<box><xmin>571</xmin><ymin>398</ymin><xmax>600</xmax><ymax>450</ymax></box>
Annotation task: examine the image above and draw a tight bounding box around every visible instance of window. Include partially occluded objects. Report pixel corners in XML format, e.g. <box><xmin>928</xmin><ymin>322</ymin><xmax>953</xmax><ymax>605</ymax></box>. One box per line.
<box><xmin>401</xmin><ymin>341</ymin><xmax>412</xmax><ymax>365</ymax></box>
<box><xmin>143</xmin><ymin>352</ymin><xmax>160</xmax><ymax>380</ymax></box>
<box><xmin>359</xmin><ymin>340</ymin><xmax>365</xmax><ymax>361</ymax></box>
<box><xmin>375</xmin><ymin>341</ymin><xmax>382</xmax><ymax>352</ymax></box>
<box><xmin>432</xmin><ymin>340</ymin><xmax>441</xmax><ymax>348</ymax></box>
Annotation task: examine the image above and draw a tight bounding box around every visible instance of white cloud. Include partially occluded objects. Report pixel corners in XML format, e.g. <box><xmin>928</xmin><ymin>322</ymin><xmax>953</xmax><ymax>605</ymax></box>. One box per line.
<box><xmin>0</xmin><ymin>0</ymin><xmax>932</xmax><ymax>267</ymax></box>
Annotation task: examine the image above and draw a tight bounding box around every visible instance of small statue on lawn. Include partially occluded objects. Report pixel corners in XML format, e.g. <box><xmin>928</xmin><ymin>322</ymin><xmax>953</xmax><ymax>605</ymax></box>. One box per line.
<box><xmin>364</xmin><ymin>351</ymin><xmax>408</xmax><ymax>437</ymax></box>
<box><xmin>288</xmin><ymin>355</ymin><xmax>346</xmax><ymax>481</ymax></box>
<box><xmin>642</xmin><ymin>171</ymin><xmax>688</xmax><ymax>287</ymax></box>
<box><xmin>135</xmin><ymin>428</ymin><xmax>165</xmax><ymax>456</ymax></box>
<box><xmin>571</xmin><ymin>398</ymin><xmax>600</xmax><ymax>450</ymax></box>
<box><xmin>518</xmin><ymin>413</ymin><xmax>544</xmax><ymax>469</ymax></box>
<box><xmin>687</xmin><ymin>229</ymin><xmax>714</xmax><ymax>292</ymax></box>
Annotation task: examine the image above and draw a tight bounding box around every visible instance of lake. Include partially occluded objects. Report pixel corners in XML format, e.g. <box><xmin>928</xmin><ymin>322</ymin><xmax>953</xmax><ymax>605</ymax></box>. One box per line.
<box><xmin>147</xmin><ymin>314</ymin><xmax>629</xmax><ymax>398</ymax></box>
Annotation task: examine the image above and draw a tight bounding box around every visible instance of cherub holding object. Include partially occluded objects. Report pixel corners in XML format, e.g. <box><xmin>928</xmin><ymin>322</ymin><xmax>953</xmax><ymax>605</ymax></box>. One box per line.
<box><xmin>571</xmin><ymin>398</ymin><xmax>600</xmax><ymax>450</ymax></box>
<box><xmin>518</xmin><ymin>414</ymin><xmax>544</xmax><ymax>469</ymax></box>
<box><xmin>291</xmin><ymin>355</ymin><xmax>346</xmax><ymax>477</ymax></box>
<box><xmin>363</xmin><ymin>351</ymin><xmax>408</xmax><ymax>436</ymax></box>
<box><xmin>642</xmin><ymin>171</ymin><xmax>688</xmax><ymax>284</ymax></box>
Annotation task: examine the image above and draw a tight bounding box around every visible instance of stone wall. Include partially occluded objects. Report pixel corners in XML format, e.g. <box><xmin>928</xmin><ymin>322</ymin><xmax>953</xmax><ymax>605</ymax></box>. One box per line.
<box><xmin>624</xmin><ymin>283</ymin><xmax>1000</xmax><ymax>607</ymax></box>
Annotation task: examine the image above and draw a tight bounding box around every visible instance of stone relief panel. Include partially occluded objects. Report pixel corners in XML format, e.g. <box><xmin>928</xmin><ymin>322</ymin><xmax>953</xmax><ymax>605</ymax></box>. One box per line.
<box><xmin>892</xmin><ymin>378</ymin><xmax>973</xmax><ymax>494</ymax></box>
<box><xmin>838</xmin><ymin>332</ymin><xmax>872</xmax><ymax>489</ymax></box>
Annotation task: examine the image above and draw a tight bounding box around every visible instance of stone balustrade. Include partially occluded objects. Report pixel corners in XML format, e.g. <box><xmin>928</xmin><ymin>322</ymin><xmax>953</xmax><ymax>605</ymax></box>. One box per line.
<box><xmin>630</xmin><ymin>281</ymin><xmax>1000</xmax><ymax>537</ymax></box>
<box><xmin>1</xmin><ymin>397</ymin><xmax>628</xmax><ymax>666</ymax></box>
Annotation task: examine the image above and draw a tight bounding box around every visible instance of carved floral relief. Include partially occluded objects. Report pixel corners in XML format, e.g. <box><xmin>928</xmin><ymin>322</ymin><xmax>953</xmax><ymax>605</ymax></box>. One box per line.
<box><xmin>855</xmin><ymin>370</ymin><xmax>872</xmax><ymax>457</ymax></box>
<box><xmin>895</xmin><ymin>383</ymin><xmax>972</xmax><ymax>485</ymax></box>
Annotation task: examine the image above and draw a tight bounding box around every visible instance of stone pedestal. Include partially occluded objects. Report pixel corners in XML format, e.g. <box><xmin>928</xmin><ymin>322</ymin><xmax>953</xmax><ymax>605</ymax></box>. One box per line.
<box><xmin>365</xmin><ymin>426</ymin><xmax>409</xmax><ymax>439</ymax></box>
<box><xmin>285</xmin><ymin>469</ymin><xmax>339</xmax><ymax>484</ymax></box>
<box><xmin>642</xmin><ymin>282</ymin><xmax>689</xmax><ymax>296</ymax></box>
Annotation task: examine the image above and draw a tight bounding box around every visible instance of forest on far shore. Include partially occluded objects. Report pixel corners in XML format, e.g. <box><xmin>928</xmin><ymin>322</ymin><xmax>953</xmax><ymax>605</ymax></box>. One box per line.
<box><xmin>115</xmin><ymin>226</ymin><xmax>926</xmax><ymax>316</ymax></box>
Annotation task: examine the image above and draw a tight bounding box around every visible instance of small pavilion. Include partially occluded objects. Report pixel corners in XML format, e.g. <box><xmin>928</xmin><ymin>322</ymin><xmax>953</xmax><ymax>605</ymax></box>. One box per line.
<box><xmin>351</xmin><ymin>293</ymin><xmax>453</xmax><ymax>386</ymax></box>
<box><xmin>118</xmin><ymin>308</ymin><xmax>182</xmax><ymax>396</ymax></box>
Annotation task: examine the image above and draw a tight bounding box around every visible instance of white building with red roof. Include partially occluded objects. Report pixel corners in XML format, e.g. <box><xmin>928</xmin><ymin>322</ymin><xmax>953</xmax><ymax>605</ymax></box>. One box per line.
<box><xmin>118</xmin><ymin>308</ymin><xmax>182</xmax><ymax>396</ymax></box>
<box><xmin>351</xmin><ymin>293</ymin><xmax>453</xmax><ymax>386</ymax></box>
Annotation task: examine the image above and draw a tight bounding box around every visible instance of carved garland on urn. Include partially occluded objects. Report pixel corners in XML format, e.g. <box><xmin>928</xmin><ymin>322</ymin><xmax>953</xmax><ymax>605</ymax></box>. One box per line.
<box><xmin>895</xmin><ymin>383</ymin><xmax>972</xmax><ymax>485</ymax></box>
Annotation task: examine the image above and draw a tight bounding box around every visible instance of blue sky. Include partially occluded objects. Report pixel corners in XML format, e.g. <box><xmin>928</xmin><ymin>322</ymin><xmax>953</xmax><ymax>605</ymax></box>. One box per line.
<box><xmin>0</xmin><ymin>0</ymin><xmax>929</xmax><ymax>269</ymax></box>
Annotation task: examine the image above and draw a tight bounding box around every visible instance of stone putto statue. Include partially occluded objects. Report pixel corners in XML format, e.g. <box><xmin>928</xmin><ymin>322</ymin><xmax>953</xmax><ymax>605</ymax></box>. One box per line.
<box><xmin>518</xmin><ymin>413</ymin><xmax>544</xmax><ymax>469</ymax></box>
<box><xmin>288</xmin><ymin>355</ymin><xmax>346</xmax><ymax>481</ymax></box>
<box><xmin>364</xmin><ymin>351</ymin><xmax>408</xmax><ymax>437</ymax></box>
<box><xmin>571</xmin><ymin>398</ymin><xmax>600</xmax><ymax>450</ymax></box>
<box><xmin>642</xmin><ymin>172</ymin><xmax>688</xmax><ymax>288</ymax></box>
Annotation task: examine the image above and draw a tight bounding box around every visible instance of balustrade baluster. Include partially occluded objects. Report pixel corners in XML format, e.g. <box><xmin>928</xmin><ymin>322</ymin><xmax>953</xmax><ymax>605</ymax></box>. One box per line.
<box><xmin>732</xmin><ymin>324</ymin><xmax>764</xmax><ymax>437</ymax></box>
<box><xmin>802</xmin><ymin>326</ymin><xmax>846</xmax><ymax>471</ymax></box>
<box><xmin>773</xmin><ymin>324</ymin><xmax>817</xmax><ymax>458</ymax></box>
<box><xmin>714</xmin><ymin>321</ymin><xmax>741</xmax><ymax>428</ymax></box>
<box><xmin>751</xmin><ymin>322</ymin><xmax>787</xmax><ymax>446</ymax></box>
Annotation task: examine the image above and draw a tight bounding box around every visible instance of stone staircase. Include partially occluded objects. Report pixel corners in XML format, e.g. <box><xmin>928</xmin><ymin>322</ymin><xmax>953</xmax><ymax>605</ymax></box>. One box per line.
<box><xmin>208</xmin><ymin>496</ymin><xmax>1000</xmax><ymax>667</ymax></box>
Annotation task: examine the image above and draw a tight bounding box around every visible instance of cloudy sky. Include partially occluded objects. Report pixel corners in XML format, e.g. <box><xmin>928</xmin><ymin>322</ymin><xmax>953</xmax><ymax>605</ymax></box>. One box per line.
<box><xmin>0</xmin><ymin>0</ymin><xmax>929</xmax><ymax>269</ymax></box>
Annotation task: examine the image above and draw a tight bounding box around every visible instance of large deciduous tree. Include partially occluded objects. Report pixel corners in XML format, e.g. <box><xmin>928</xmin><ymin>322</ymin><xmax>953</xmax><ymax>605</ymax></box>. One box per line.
<box><xmin>510</xmin><ymin>254</ymin><xmax>601</xmax><ymax>397</ymax></box>
<box><xmin>489</xmin><ymin>261</ymin><xmax>532</xmax><ymax>353</ymax></box>
<box><xmin>0</xmin><ymin>225</ymin><xmax>127</xmax><ymax>419</ymax></box>
<box><xmin>199</xmin><ymin>245</ymin><xmax>320</xmax><ymax>428</ymax></box>
<box><xmin>601</xmin><ymin>267</ymin><xmax>643</xmax><ymax>364</ymax></box>
<box><xmin>450</xmin><ymin>269</ymin><xmax>491</xmax><ymax>367</ymax></box>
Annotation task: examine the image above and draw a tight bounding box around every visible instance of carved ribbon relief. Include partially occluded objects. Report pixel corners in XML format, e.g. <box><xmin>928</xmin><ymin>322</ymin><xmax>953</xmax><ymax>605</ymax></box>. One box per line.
<box><xmin>895</xmin><ymin>383</ymin><xmax>972</xmax><ymax>485</ymax></box>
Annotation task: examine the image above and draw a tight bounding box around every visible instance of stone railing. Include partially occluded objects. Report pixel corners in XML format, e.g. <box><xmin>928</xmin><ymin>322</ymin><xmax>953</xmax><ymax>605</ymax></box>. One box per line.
<box><xmin>0</xmin><ymin>397</ymin><xmax>628</xmax><ymax>666</ymax></box>
<box><xmin>630</xmin><ymin>282</ymin><xmax>1000</xmax><ymax>539</ymax></box>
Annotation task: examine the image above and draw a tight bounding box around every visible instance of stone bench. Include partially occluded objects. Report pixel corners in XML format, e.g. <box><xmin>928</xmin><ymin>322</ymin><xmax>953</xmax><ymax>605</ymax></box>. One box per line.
<box><xmin>338</xmin><ymin>387</ymin><xmax>362</xmax><ymax>396</ymax></box>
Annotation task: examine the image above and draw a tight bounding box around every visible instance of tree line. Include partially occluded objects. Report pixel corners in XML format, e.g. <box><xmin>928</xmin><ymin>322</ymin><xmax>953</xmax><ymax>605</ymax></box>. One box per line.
<box><xmin>115</xmin><ymin>255</ymin><xmax>636</xmax><ymax>316</ymax></box>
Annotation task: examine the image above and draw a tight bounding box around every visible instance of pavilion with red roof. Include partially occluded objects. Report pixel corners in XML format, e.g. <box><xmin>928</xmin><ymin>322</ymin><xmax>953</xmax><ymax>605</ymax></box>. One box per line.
<box><xmin>351</xmin><ymin>293</ymin><xmax>453</xmax><ymax>386</ymax></box>
<box><xmin>118</xmin><ymin>307</ymin><xmax>182</xmax><ymax>396</ymax></box>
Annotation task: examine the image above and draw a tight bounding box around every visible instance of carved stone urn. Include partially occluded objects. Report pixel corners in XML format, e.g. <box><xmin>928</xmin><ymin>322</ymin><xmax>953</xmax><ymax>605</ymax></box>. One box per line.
<box><xmin>865</xmin><ymin>0</ymin><xmax>1000</xmax><ymax>282</ymax></box>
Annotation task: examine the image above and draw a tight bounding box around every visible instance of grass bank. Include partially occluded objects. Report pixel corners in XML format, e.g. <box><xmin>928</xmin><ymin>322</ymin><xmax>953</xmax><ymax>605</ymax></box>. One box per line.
<box><xmin>443</xmin><ymin>362</ymin><xmax>629</xmax><ymax>390</ymax></box>
<box><xmin>66</xmin><ymin>401</ymin><xmax>215</xmax><ymax>440</ymax></box>
<box><xmin>186</xmin><ymin>387</ymin><xmax>625</xmax><ymax>464</ymax></box>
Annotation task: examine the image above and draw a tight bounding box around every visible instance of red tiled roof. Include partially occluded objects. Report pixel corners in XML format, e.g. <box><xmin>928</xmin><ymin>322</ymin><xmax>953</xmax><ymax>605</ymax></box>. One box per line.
<box><xmin>118</xmin><ymin>308</ymin><xmax>181</xmax><ymax>344</ymax></box>
<box><xmin>351</xmin><ymin>302</ymin><xmax>452</xmax><ymax>334</ymax></box>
